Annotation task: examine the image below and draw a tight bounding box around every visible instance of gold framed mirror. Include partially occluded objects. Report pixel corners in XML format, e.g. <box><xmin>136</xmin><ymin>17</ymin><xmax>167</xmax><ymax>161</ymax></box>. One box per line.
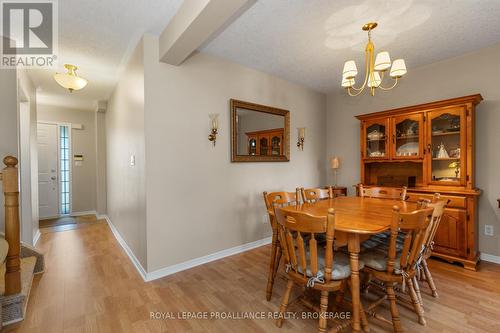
<box><xmin>231</xmin><ymin>99</ymin><xmax>290</xmax><ymax>162</ymax></box>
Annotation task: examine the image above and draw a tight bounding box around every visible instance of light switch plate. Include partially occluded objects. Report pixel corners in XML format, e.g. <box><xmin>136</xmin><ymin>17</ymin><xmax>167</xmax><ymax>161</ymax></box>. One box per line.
<box><xmin>130</xmin><ymin>155</ymin><xmax>135</xmax><ymax>166</ymax></box>
<box><xmin>485</xmin><ymin>225</ymin><xmax>494</xmax><ymax>236</ymax></box>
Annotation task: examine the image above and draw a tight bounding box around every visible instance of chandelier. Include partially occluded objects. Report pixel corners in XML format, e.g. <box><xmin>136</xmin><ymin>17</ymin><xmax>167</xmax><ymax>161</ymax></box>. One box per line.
<box><xmin>53</xmin><ymin>64</ymin><xmax>88</xmax><ymax>93</ymax></box>
<box><xmin>341</xmin><ymin>22</ymin><xmax>407</xmax><ymax>96</ymax></box>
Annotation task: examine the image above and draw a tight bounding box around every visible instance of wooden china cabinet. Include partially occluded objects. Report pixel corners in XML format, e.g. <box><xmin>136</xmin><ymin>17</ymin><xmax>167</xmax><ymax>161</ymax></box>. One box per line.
<box><xmin>356</xmin><ymin>94</ymin><xmax>483</xmax><ymax>270</ymax></box>
<box><xmin>246</xmin><ymin>128</ymin><xmax>284</xmax><ymax>156</ymax></box>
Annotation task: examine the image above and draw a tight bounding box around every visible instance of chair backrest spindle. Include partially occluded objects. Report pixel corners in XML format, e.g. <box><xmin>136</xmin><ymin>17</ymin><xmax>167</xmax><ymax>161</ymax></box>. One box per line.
<box><xmin>387</xmin><ymin>206</ymin><xmax>434</xmax><ymax>274</ymax></box>
<box><xmin>275</xmin><ymin>207</ymin><xmax>336</xmax><ymax>284</ymax></box>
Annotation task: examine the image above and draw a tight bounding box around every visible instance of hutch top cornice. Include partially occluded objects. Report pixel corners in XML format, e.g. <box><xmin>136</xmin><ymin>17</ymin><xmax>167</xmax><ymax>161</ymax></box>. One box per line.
<box><xmin>355</xmin><ymin>94</ymin><xmax>483</xmax><ymax>121</ymax></box>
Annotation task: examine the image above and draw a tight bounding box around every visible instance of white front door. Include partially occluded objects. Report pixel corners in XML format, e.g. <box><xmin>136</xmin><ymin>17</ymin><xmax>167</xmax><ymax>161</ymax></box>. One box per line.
<box><xmin>38</xmin><ymin>123</ymin><xmax>59</xmax><ymax>219</ymax></box>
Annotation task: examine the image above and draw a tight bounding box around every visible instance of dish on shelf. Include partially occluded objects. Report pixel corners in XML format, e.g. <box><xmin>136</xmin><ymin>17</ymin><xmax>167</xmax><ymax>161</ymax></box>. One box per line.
<box><xmin>369</xmin><ymin>151</ymin><xmax>385</xmax><ymax>157</ymax></box>
<box><xmin>435</xmin><ymin>177</ymin><xmax>459</xmax><ymax>182</ymax></box>
<box><xmin>367</xmin><ymin>130</ymin><xmax>385</xmax><ymax>140</ymax></box>
<box><xmin>396</xmin><ymin>142</ymin><xmax>419</xmax><ymax>156</ymax></box>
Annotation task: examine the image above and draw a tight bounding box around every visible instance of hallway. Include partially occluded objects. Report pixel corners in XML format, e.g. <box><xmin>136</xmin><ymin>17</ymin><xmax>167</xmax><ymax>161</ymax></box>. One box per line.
<box><xmin>3</xmin><ymin>222</ymin><xmax>500</xmax><ymax>332</ymax></box>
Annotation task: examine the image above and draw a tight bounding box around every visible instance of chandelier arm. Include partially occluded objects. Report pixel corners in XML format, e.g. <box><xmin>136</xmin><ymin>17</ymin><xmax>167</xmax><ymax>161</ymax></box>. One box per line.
<box><xmin>347</xmin><ymin>87</ymin><xmax>366</xmax><ymax>97</ymax></box>
<box><xmin>378</xmin><ymin>76</ymin><xmax>399</xmax><ymax>90</ymax></box>
<box><xmin>348</xmin><ymin>48</ymin><xmax>371</xmax><ymax>92</ymax></box>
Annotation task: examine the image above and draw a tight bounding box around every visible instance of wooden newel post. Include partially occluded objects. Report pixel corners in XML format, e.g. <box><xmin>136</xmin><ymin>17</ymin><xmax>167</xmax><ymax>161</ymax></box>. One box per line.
<box><xmin>3</xmin><ymin>156</ymin><xmax>21</xmax><ymax>295</ymax></box>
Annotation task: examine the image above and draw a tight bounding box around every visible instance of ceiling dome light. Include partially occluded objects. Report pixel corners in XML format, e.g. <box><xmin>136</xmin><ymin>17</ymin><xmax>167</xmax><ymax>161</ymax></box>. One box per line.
<box><xmin>53</xmin><ymin>64</ymin><xmax>88</xmax><ymax>93</ymax></box>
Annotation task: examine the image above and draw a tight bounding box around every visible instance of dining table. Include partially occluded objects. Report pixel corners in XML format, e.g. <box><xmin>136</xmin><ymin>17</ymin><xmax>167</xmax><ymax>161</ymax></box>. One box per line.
<box><xmin>280</xmin><ymin>196</ymin><xmax>418</xmax><ymax>333</ymax></box>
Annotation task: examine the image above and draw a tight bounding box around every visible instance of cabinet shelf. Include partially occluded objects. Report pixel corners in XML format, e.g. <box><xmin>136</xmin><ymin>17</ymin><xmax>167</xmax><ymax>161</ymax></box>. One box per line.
<box><xmin>366</xmin><ymin>138</ymin><xmax>386</xmax><ymax>142</ymax></box>
<box><xmin>432</xmin><ymin>157</ymin><xmax>460</xmax><ymax>161</ymax></box>
<box><xmin>396</xmin><ymin>135</ymin><xmax>419</xmax><ymax>140</ymax></box>
<box><xmin>432</xmin><ymin>131</ymin><xmax>460</xmax><ymax>137</ymax></box>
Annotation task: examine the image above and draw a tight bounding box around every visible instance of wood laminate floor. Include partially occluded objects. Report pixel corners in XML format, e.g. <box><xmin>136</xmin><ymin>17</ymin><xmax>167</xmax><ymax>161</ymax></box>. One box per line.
<box><xmin>5</xmin><ymin>221</ymin><xmax>500</xmax><ymax>332</ymax></box>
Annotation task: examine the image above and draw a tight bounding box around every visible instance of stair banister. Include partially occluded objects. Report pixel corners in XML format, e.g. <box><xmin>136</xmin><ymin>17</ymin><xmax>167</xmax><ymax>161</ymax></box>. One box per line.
<box><xmin>2</xmin><ymin>156</ymin><xmax>21</xmax><ymax>295</ymax></box>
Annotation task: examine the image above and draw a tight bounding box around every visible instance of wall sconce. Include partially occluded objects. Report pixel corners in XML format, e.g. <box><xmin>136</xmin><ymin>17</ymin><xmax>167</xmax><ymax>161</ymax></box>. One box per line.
<box><xmin>297</xmin><ymin>127</ymin><xmax>305</xmax><ymax>150</ymax></box>
<box><xmin>208</xmin><ymin>113</ymin><xmax>219</xmax><ymax>146</ymax></box>
<box><xmin>330</xmin><ymin>156</ymin><xmax>340</xmax><ymax>186</ymax></box>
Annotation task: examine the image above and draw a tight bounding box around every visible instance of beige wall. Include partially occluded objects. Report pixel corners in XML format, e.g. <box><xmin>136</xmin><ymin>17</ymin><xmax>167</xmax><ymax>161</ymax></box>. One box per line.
<box><xmin>37</xmin><ymin>105</ymin><xmax>98</xmax><ymax>214</ymax></box>
<box><xmin>326</xmin><ymin>43</ymin><xmax>500</xmax><ymax>257</ymax></box>
<box><xmin>106</xmin><ymin>39</ymin><xmax>147</xmax><ymax>268</ymax></box>
<box><xmin>143</xmin><ymin>35</ymin><xmax>326</xmax><ymax>272</ymax></box>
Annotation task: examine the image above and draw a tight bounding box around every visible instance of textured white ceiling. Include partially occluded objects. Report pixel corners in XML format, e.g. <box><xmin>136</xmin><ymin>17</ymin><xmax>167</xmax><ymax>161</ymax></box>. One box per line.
<box><xmin>201</xmin><ymin>0</ymin><xmax>500</xmax><ymax>93</ymax></box>
<box><xmin>28</xmin><ymin>0</ymin><xmax>183</xmax><ymax>110</ymax></box>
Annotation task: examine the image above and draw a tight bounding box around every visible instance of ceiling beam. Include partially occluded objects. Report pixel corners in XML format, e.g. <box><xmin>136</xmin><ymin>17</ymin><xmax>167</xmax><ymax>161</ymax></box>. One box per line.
<box><xmin>159</xmin><ymin>0</ymin><xmax>255</xmax><ymax>66</ymax></box>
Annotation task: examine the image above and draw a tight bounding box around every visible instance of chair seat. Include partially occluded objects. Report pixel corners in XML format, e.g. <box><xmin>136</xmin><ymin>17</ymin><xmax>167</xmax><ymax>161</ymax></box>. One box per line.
<box><xmin>298</xmin><ymin>249</ymin><xmax>364</xmax><ymax>281</ymax></box>
<box><xmin>361</xmin><ymin>231</ymin><xmax>405</xmax><ymax>252</ymax></box>
<box><xmin>361</xmin><ymin>245</ymin><xmax>401</xmax><ymax>271</ymax></box>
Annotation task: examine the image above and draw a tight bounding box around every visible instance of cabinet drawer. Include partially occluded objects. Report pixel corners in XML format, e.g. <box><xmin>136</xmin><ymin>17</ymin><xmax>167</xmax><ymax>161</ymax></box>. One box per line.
<box><xmin>406</xmin><ymin>193</ymin><xmax>466</xmax><ymax>208</ymax></box>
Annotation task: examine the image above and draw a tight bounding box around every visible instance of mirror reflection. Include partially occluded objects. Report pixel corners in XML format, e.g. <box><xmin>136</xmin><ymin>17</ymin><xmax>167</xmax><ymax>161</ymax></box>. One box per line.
<box><xmin>237</xmin><ymin>109</ymin><xmax>285</xmax><ymax>156</ymax></box>
<box><xmin>231</xmin><ymin>99</ymin><xmax>290</xmax><ymax>162</ymax></box>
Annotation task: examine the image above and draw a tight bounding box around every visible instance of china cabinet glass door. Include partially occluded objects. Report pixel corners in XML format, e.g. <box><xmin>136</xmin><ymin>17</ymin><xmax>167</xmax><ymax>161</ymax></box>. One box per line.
<box><xmin>392</xmin><ymin>114</ymin><xmax>423</xmax><ymax>159</ymax></box>
<box><xmin>259</xmin><ymin>137</ymin><xmax>269</xmax><ymax>155</ymax></box>
<box><xmin>427</xmin><ymin>108</ymin><xmax>466</xmax><ymax>185</ymax></box>
<box><xmin>271</xmin><ymin>135</ymin><xmax>281</xmax><ymax>155</ymax></box>
<box><xmin>248</xmin><ymin>137</ymin><xmax>257</xmax><ymax>155</ymax></box>
<box><xmin>363</xmin><ymin>119</ymin><xmax>389</xmax><ymax>159</ymax></box>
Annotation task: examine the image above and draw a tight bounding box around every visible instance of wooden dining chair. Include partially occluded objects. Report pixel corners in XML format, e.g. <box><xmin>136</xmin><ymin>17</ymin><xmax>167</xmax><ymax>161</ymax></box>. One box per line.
<box><xmin>416</xmin><ymin>194</ymin><xmax>448</xmax><ymax>299</ymax></box>
<box><xmin>361</xmin><ymin>206</ymin><xmax>434</xmax><ymax>332</ymax></box>
<box><xmin>274</xmin><ymin>207</ymin><xmax>368</xmax><ymax>333</ymax></box>
<box><xmin>300</xmin><ymin>187</ymin><xmax>333</xmax><ymax>203</ymax></box>
<box><xmin>262</xmin><ymin>189</ymin><xmax>301</xmax><ymax>301</ymax></box>
<box><xmin>359</xmin><ymin>184</ymin><xmax>408</xmax><ymax>200</ymax></box>
<box><xmin>358</xmin><ymin>185</ymin><xmax>409</xmax><ymax>252</ymax></box>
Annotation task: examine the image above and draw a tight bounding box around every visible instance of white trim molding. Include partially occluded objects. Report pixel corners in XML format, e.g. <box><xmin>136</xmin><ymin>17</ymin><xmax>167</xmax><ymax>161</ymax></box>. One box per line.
<box><xmin>33</xmin><ymin>229</ymin><xmax>41</xmax><ymax>246</ymax></box>
<box><xmin>104</xmin><ymin>215</ymin><xmax>272</xmax><ymax>282</ymax></box>
<box><xmin>481</xmin><ymin>253</ymin><xmax>500</xmax><ymax>265</ymax></box>
<box><xmin>146</xmin><ymin>236</ymin><xmax>272</xmax><ymax>282</ymax></box>
<box><xmin>71</xmin><ymin>210</ymin><xmax>97</xmax><ymax>217</ymax></box>
<box><xmin>103</xmin><ymin>215</ymin><xmax>148</xmax><ymax>280</ymax></box>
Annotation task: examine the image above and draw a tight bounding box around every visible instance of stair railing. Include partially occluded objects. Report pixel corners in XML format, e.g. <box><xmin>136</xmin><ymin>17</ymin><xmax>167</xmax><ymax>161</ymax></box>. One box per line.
<box><xmin>0</xmin><ymin>156</ymin><xmax>21</xmax><ymax>295</ymax></box>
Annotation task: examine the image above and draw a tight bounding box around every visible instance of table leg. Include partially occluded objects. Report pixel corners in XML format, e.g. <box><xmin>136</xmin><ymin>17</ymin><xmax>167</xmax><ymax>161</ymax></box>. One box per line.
<box><xmin>348</xmin><ymin>233</ymin><xmax>361</xmax><ymax>333</ymax></box>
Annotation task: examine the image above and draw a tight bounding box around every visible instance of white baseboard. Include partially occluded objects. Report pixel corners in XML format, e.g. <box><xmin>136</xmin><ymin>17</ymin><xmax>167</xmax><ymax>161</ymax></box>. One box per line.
<box><xmin>33</xmin><ymin>229</ymin><xmax>41</xmax><ymax>246</ymax></box>
<box><xmin>104</xmin><ymin>215</ymin><xmax>272</xmax><ymax>282</ymax></box>
<box><xmin>71</xmin><ymin>210</ymin><xmax>97</xmax><ymax>217</ymax></box>
<box><xmin>481</xmin><ymin>253</ymin><xmax>500</xmax><ymax>265</ymax></box>
<box><xmin>103</xmin><ymin>215</ymin><xmax>148</xmax><ymax>281</ymax></box>
<box><xmin>146</xmin><ymin>236</ymin><xmax>272</xmax><ymax>282</ymax></box>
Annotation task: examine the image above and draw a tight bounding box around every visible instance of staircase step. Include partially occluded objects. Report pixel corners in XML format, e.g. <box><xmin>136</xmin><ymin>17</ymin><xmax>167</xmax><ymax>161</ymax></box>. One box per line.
<box><xmin>0</xmin><ymin>256</ymin><xmax>37</xmax><ymax>325</ymax></box>
<box><xmin>21</xmin><ymin>242</ymin><xmax>45</xmax><ymax>274</ymax></box>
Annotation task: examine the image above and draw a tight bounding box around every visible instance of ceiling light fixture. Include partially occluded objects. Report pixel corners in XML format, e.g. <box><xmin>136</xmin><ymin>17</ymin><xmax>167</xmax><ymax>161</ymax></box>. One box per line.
<box><xmin>53</xmin><ymin>64</ymin><xmax>88</xmax><ymax>93</ymax></box>
<box><xmin>341</xmin><ymin>22</ymin><xmax>407</xmax><ymax>97</ymax></box>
